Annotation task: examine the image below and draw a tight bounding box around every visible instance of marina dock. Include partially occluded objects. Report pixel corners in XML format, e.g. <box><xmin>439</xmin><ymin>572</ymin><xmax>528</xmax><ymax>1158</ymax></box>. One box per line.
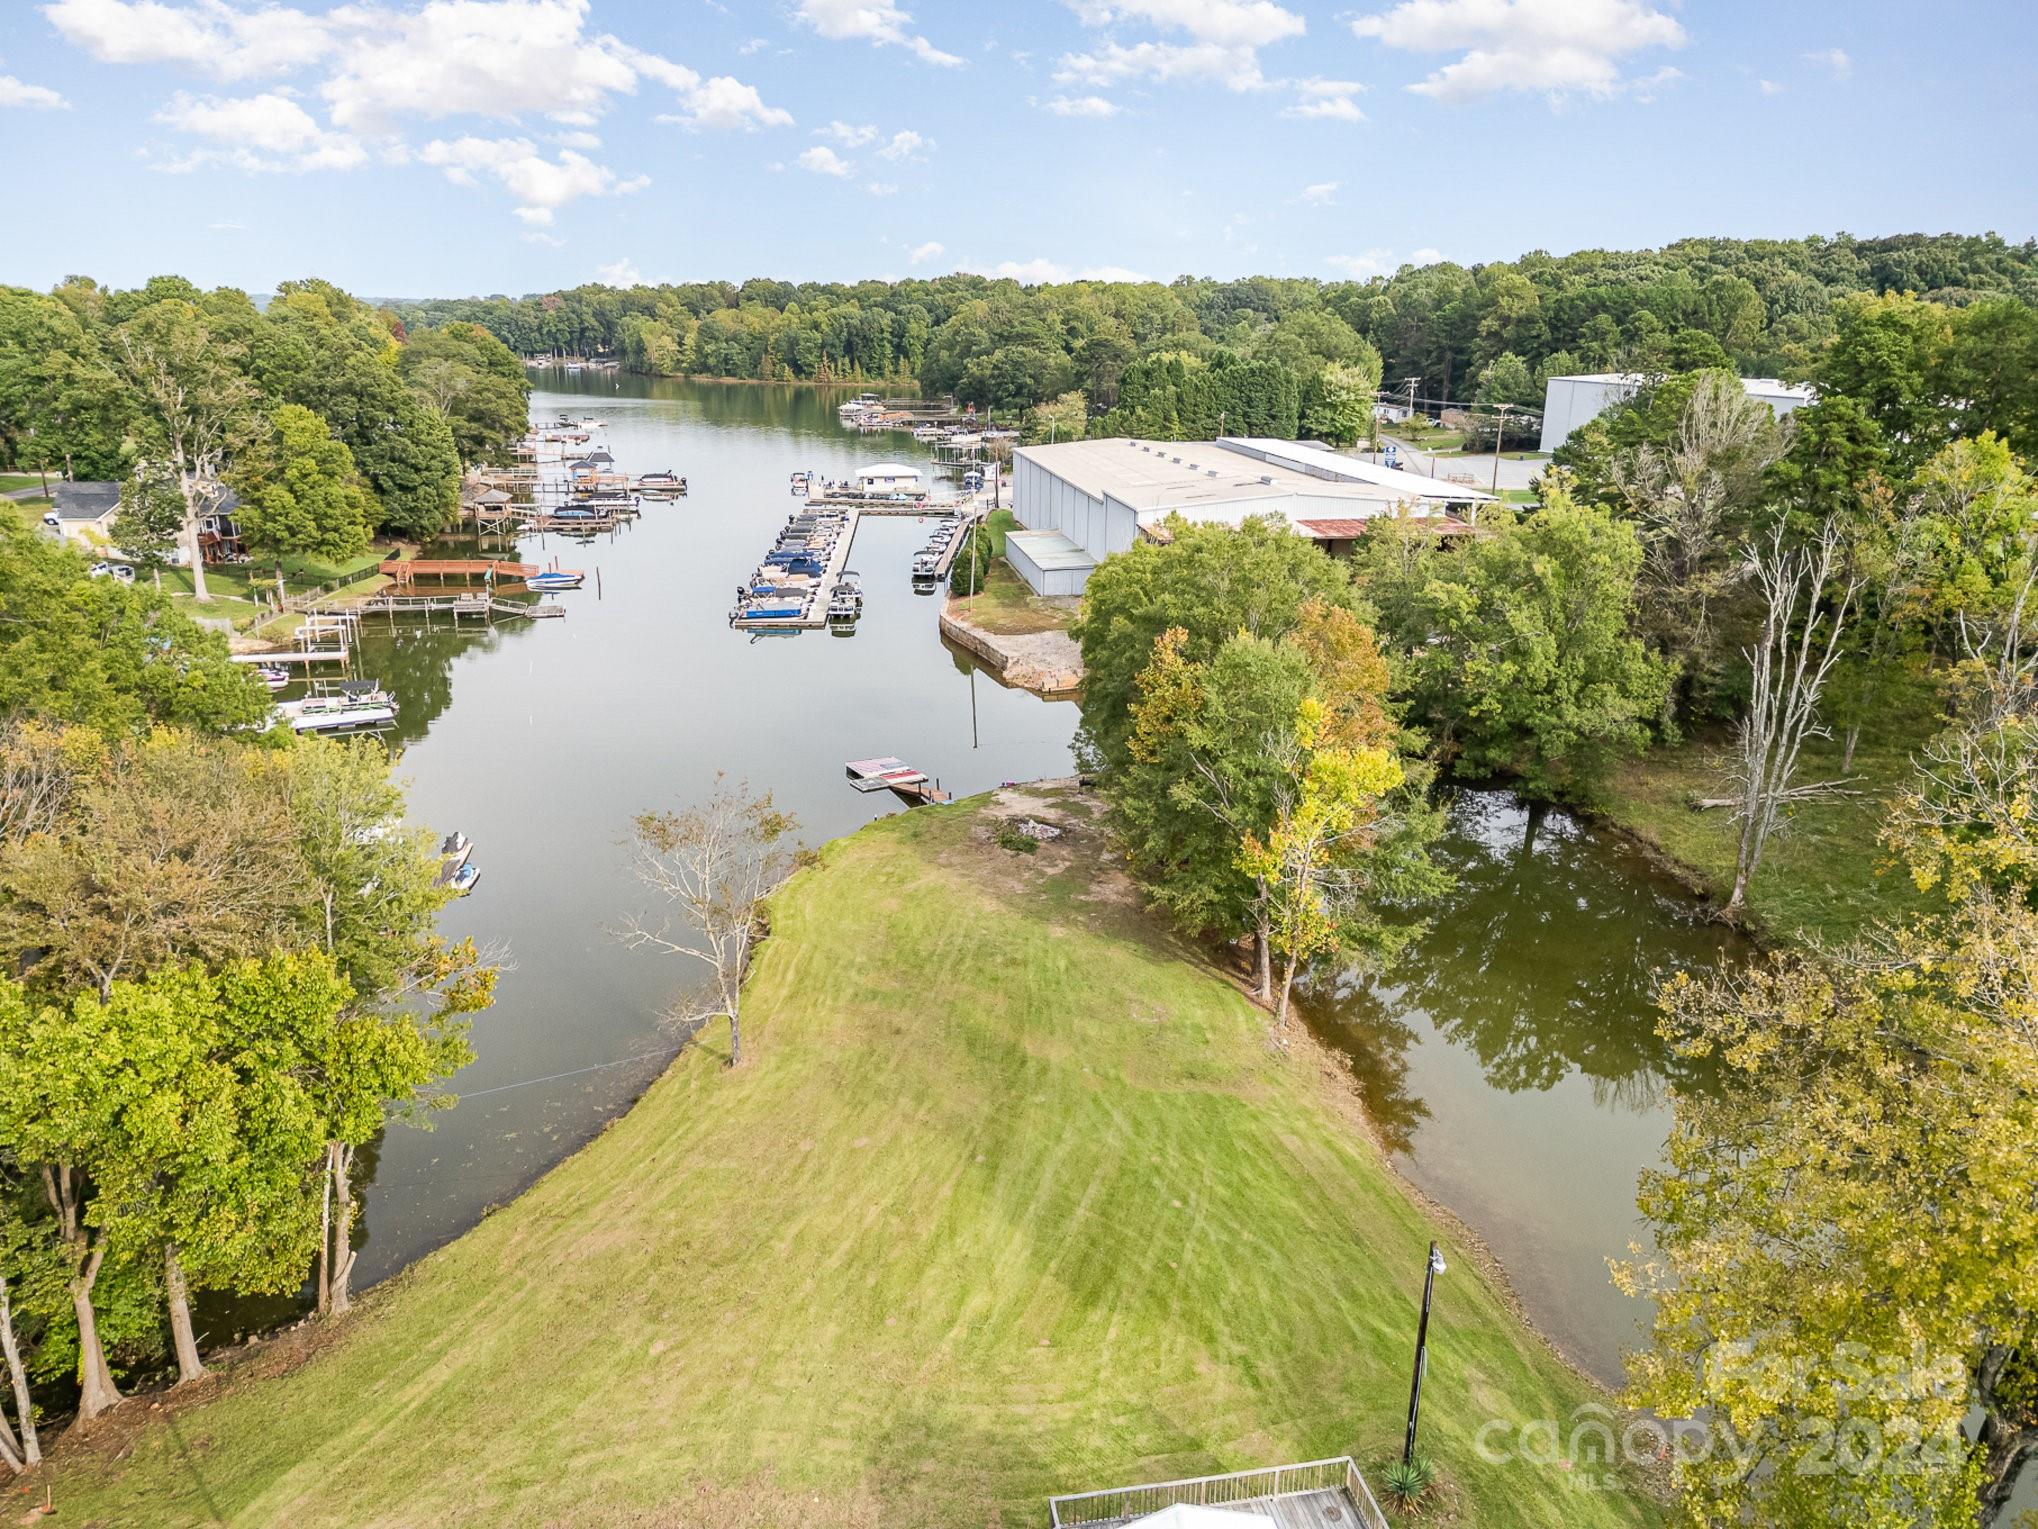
<box><xmin>730</xmin><ymin>507</ymin><xmax>864</xmax><ymax>631</ymax></box>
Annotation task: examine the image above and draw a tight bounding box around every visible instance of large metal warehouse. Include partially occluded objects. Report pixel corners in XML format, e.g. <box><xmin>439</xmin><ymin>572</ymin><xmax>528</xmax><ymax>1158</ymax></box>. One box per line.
<box><xmin>1005</xmin><ymin>436</ymin><xmax>1494</xmax><ymax>596</ymax></box>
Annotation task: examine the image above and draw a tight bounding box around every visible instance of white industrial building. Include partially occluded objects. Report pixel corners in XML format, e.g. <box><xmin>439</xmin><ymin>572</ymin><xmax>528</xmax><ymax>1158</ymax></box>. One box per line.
<box><xmin>1539</xmin><ymin>372</ymin><xmax>1815</xmax><ymax>453</ymax></box>
<box><xmin>1005</xmin><ymin>436</ymin><xmax>1495</xmax><ymax>596</ymax></box>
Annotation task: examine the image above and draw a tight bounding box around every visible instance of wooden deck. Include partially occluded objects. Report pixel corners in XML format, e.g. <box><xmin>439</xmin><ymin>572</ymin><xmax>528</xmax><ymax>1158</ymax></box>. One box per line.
<box><xmin>1048</xmin><ymin>1458</ymin><xmax>1387</xmax><ymax>1529</ymax></box>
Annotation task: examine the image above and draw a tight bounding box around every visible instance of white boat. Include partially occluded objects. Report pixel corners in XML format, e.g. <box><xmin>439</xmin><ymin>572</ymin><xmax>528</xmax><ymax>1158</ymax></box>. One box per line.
<box><xmin>450</xmin><ymin>862</ymin><xmax>481</xmax><ymax>895</ymax></box>
<box><xmin>273</xmin><ymin>693</ymin><xmax>397</xmax><ymax>734</ymax></box>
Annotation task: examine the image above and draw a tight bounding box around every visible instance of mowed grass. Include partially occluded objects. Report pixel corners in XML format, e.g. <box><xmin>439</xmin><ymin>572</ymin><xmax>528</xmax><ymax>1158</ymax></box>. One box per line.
<box><xmin>1599</xmin><ymin>676</ymin><xmax>1944</xmax><ymax>944</ymax></box>
<box><xmin>952</xmin><ymin>560</ymin><xmax>1080</xmax><ymax>637</ymax></box>
<box><xmin>48</xmin><ymin>789</ymin><xmax>1658</xmax><ymax>1528</ymax></box>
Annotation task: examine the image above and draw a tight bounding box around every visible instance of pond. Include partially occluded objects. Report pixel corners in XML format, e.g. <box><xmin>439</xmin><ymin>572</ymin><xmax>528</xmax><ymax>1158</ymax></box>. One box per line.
<box><xmin>212</xmin><ymin>373</ymin><xmax>1735</xmax><ymax>1397</ymax></box>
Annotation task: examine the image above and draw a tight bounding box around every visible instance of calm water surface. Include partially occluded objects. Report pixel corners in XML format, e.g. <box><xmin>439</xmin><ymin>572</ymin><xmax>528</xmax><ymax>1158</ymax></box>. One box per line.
<box><xmin>216</xmin><ymin>373</ymin><xmax>1729</xmax><ymax>1399</ymax></box>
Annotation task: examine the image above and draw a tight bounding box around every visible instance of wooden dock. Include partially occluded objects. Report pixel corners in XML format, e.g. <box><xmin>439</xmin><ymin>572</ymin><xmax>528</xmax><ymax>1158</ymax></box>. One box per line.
<box><xmin>382</xmin><ymin>558</ymin><xmax>540</xmax><ymax>584</ymax></box>
<box><xmin>845</xmin><ymin>756</ymin><xmax>951</xmax><ymax>805</ymax></box>
<box><xmin>731</xmin><ymin>508</ymin><xmax>863</xmax><ymax>632</ymax></box>
<box><xmin>928</xmin><ymin>509</ymin><xmax>984</xmax><ymax>581</ymax></box>
<box><xmin>353</xmin><ymin>593</ymin><xmax>561</xmax><ymax>622</ymax></box>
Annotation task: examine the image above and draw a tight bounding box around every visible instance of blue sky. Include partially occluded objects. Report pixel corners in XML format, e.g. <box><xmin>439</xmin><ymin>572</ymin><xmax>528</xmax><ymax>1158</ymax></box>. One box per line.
<box><xmin>1</xmin><ymin>0</ymin><xmax>2032</xmax><ymax>298</ymax></box>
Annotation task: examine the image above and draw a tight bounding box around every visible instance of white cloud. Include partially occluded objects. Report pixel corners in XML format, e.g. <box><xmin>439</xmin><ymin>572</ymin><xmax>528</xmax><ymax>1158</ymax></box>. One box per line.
<box><xmin>1803</xmin><ymin>47</ymin><xmax>1852</xmax><ymax>79</ymax></box>
<box><xmin>206</xmin><ymin>219</ymin><xmax>246</xmax><ymax>230</ymax></box>
<box><xmin>420</xmin><ymin>135</ymin><xmax>647</xmax><ymax>223</ymax></box>
<box><xmin>1408</xmin><ymin>246</ymin><xmax>1442</xmax><ymax>264</ymax></box>
<box><xmin>909</xmin><ymin>240</ymin><xmax>945</xmax><ymax>265</ymax></box>
<box><xmin>596</xmin><ymin>257</ymin><xmax>642</xmax><ymax>285</ymax></box>
<box><xmin>44</xmin><ymin>0</ymin><xmax>333</xmax><ymax>80</ymax></box>
<box><xmin>1285</xmin><ymin>77</ymin><xmax>1365</xmax><ymax>120</ymax></box>
<box><xmin>0</xmin><ymin>73</ymin><xmax>69</xmax><ymax>108</ymax></box>
<box><xmin>1044</xmin><ymin>93</ymin><xmax>1118</xmax><ymax>116</ymax></box>
<box><xmin>1056</xmin><ymin>39</ymin><xmax>1273</xmax><ymax>91</ymax></box>
<box><xmin>797</xmin><ymin>144</ymin><xmax>854</xmax><ymax>177</ymax></box>
<box><xmin>323</xmin><ymin>2</ymin><xmax>641</xmax><ymax>132</ymax></box>
<box><xmin>520</xmin><ymin>230</ymin><xmax>567</xmax><ymax>246</ymax></box>
<box><xmin>662</xmin><ymin>75</ymin><xmax>793</xmax><ymax>131</ymax></box>
<box><xmin>793</xmin><ymin>0</ymin><xmax>961</xmax><ymax>67</ymax></box>
<box><xmin>1299</xmin><ymin>179</ymin><xmax>1338</xmax><ymax>204</ymax></box>
<box><xmin>877</xmin><ymin>129</ymin><xmax>930</xmax><ymax>160</ymax></box>
<box><xmin>865</xmin><ymin>179</ymin><xmax>898</xmax><ymax>196</ymax></box>
<box><xmin>48</xmin><ymin>1</ymin><xmax>787</xmax><ymax>212</ymax></box>
<box><xmin>816</xmin><ymin>119</ymin><xmax>878</xmax><ymax>147</ymax></box>
<box><xmin>1056</xmin><ymin>0</ymin><xmax>1305</xmax><ymax>92</ymax></box>
<box><xmin>1352</xmin><ymin>0</ymin><xmax>1686</xmax><ymax>103</ymax></box>
<box><xmin>737</xmin><ymin>36</ymin><xmax>768</xmax><ymax>55</ymax></box>
<box><xmin>1325</xmin><ymin>248</ymin><xmax>1396</xmax><ymax>278</ymax></box>
<box><xmin>984</xmin><ymin>258</ymin><xmax>1150</xmax><ymax>284</ymax></box>
<box><xmin>1758</xmin><ymin>78</ymin><xmax>1783</xmax><ymax>96</ymax></box>
<box><xmin>994</xmin><ymin>258</ymin><xmax>1069</xmax><ymax>283</ymax></box>
<box><xmin>152</xmin><ymin>89</ymin><xmax>365</xmax><ymax>171</ymax></box>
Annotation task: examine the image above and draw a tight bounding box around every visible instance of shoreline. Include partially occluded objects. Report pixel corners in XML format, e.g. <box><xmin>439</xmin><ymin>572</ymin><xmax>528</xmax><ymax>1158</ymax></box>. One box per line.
<box><xmin>34</xmin><ymin>783</ymin><xmax>1661</xmax><ymax>1527</ymax></box>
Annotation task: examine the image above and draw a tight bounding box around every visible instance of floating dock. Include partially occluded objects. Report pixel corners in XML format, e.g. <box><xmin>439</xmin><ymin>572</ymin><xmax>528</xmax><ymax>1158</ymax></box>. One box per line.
<box><xmin>845</xmin><ymin>757</ymin><xmax>951</xmax><ymax>805</ymax></box>
<box><xmin>731</xmin><ymin>507</ymin><xmax>864</xmax><ymax>632</ymax></box>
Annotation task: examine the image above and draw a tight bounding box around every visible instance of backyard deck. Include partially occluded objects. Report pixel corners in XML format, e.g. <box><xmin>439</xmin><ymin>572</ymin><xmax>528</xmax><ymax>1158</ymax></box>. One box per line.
<box><xmin>1047</xmin><ymin>1458</ymin><xmax>1388</xmax><ymax>1529</ymax></box>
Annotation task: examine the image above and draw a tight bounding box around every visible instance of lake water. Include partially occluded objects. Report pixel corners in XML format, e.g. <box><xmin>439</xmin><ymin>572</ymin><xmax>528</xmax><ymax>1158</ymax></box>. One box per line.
<box><xmin>211</xmin><ymin>372</ymin><xmax>1734</xmax><ymax>1395</ymax></box>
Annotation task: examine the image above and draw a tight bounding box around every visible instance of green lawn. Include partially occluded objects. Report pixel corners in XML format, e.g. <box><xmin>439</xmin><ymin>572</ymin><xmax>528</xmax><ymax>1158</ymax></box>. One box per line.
<box><xmin>953</xmin><ymin>559</ymin><xmax>1080</xmax><ymax>637</ymax></box>
<box><xmin>1599</xmin><ymin>677</ymin><xmax>1944</xmax><ymax>944</ymax></box>
<box><xmin>157</xmin><ymin>550</ymin><xmax>388</xmax><ymax>625</ymax></box>
<box><xmin>44</xmin><ymin>787</ymin><xmax>1658</xmax><ymax>1529</ymax></box>
<box><xmin>0</xmin><ymin>472</ymin><xmax>55</xmax><ymax>492</ymax></box>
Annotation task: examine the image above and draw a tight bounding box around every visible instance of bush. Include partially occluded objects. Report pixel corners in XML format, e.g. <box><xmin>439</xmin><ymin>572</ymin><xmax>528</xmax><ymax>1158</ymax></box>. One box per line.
<box><xmin>1379</xmin><ymin>1455</ymin><xmax>1437</xmax><ymax>1504</ymax></box>
<box><xmin>993</xmin><ymin>821</ymin><xmax>1039</xmax><ymax>855</ymax></box>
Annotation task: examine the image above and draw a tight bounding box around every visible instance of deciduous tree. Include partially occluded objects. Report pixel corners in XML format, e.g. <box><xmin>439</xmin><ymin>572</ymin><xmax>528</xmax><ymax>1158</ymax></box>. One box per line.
<box><xmin>621</xmin><ymin>779</ymin><xmax>800</xmax><ymax>1068</ymax></box>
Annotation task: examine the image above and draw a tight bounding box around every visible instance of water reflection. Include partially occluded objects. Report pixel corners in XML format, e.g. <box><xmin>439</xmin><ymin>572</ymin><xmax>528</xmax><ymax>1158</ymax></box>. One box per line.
<box><xmin>1295</xmin><ymin>789</ymin><xmax>1745</xmax><ymax>1384</ymax></box>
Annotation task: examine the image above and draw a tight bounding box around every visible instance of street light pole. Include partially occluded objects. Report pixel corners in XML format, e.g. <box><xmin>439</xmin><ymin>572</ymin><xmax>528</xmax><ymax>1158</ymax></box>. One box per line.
<box><xmin>1402</xmin><ymin>1241</ymin><xmax>1447</xmax><ymax>1466</ymax></box>
<box><xmin>1491</xmin><ymin>405</ymin><xmax>1511</xmax><ymax>496</ymax></box>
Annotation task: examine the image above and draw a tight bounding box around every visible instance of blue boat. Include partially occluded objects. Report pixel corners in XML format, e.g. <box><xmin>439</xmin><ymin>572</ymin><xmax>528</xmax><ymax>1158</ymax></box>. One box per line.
<box><xmin>524</xmin><ymin>570</ymin><xmax>584</xmax><ymax>591</ymax></box>
<box><xmin>450</xmin><ymin>862</ymin><xmax>481</xmax><ymax>896</ymax></box>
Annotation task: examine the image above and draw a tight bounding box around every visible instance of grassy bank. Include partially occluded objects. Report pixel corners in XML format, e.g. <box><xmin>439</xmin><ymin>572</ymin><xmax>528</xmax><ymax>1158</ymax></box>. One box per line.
<box><xmin>45</xmin><ymin>786</ymin><xmax>1654</xmax><ymax>1528</ymax></box>
<box><xmin>1598</xmin><ymin>678</ymin><xmax>1943</xmax><ymax>944</ymax></box>
<box><xmin>953</xmin><ymin>561</ymin><xmax>1080</xmax><ymax>637</ymax></box>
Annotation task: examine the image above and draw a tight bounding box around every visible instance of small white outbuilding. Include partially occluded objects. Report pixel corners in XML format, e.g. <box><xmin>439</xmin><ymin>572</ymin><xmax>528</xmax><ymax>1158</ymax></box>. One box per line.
<box><xmin>854</xmin><ymin>462</ymin><xmax>923</xmax><ymax>496</ymax></box>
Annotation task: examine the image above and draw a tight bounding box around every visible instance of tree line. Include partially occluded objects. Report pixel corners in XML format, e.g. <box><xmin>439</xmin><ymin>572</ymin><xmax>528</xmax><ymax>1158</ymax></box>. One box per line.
<box><xmin>389</xmin><ymin>232</ymin><xmax>2037</xmax><ymax>437</ymax></box>
<box><xmin>0</xmin><ymin>276</ymin><xmax>531</xmax><ymax>587</ymax></box>
<box><xmin>1068</xmin><ymin>283</ymin><xmax>2038</xmax><ymax>1523</ymax></box>
<box><xmin>0</xmin><ymin>514</ymin><xmax>494</xmax><ymax>1461</ymax></box>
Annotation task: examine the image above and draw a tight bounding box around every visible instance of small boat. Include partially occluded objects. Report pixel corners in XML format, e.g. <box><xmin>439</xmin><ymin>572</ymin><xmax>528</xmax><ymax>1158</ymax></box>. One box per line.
<box><xmin>635</xmin><ymin>470</ymin><xmax>686</xmax><ymax>496</ymax></box>
<box><xmin>450</xmin><ymin>862</ymin><xmax>481</xmax><ymax>895</ymax></box>
<box><xmin>827</xmin><ymin>596</ymin><xmax>861</xmax><ymax>623</ymax></box>
<box><xmin>255</xmin><ymin>665</ymin><xmax>290</xmax><ymax>691</ymax></box>
<box><xmin>274</xmin><ymin>691</ymin><xmax>397</xmax><ymax>734</ymax></box>
<box><xmin>524</xmin><ymin>569</ymin><xmax>584</xmax><ymax>591</ymax></box>
<box><xmin>435</xmin><ymin>832</ymin><xmax>474</xmax><ymax>886</ymax></box>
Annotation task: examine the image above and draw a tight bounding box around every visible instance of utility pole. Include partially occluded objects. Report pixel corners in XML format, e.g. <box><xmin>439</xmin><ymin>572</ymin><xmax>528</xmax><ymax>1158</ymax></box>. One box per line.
<box><xmin>1403</xmin><ymin>1241</ymin><xmax>1447</xmax><ymax>1466</ymax></box>
<box><xmin>1491</xmin><ymin>405</ymin><xmax>1511</xmax><ymax>496</ymax></box>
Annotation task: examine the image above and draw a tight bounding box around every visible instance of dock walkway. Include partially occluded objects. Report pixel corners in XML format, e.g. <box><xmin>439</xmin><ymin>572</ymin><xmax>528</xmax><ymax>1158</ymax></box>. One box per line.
<box><xmin>731</xmin><ymin>507</ymin><xmax>863</xmax><ymax>632</ymax></box>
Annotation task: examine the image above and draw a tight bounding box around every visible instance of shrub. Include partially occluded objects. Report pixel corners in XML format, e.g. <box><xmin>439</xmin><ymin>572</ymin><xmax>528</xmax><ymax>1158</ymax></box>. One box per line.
<box><xmin>1378</xmin><ymin>1455</ymin><xmax>1436</xmax><ymax>1503</ymax></box>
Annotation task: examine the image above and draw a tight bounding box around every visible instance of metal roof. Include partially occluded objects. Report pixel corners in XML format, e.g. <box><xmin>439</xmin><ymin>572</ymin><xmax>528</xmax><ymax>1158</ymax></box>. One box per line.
<box><xmin>1014</xmin><ymin>437</ymin><xmax>1495</xmax><ymax>516</ymax></box>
